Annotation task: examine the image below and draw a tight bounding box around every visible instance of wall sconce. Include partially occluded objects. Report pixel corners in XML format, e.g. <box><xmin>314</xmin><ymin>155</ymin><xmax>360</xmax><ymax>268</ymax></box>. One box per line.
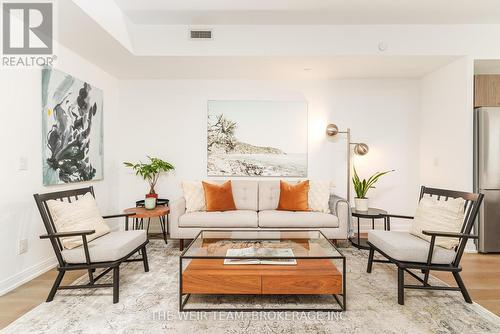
<box><xmin>326</xmin><ymin>123</ymin><xmax>369</xmax><ymax>201</ymax></box>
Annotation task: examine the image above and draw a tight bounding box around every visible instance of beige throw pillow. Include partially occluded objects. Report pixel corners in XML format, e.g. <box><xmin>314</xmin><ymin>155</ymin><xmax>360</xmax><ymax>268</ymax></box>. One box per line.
<box><xmin>46</xmin><ymin>193</ymin><xmax>110</xmax><ymax>249</ymax></box>
<box><xmin>308</xmin><ymin>181</ymin><xmax>332</xmax><ymax>213</ymax></box>
<box><xmin>410</xmin><ymin>196</ymin><xmax>466</xmax><ymax>249</ymax></box>
<box><xmin>182</xmin><ymin>181</ymin><xmax>206</xmax><ymax>212</ymax></box>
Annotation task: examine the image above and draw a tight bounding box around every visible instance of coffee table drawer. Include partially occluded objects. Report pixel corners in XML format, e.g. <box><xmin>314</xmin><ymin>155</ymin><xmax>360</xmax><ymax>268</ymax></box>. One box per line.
<box><xmin>182</xmin><ymin>273</ymin><xmax>261</xmax><ymax>294</ymax></box>
<box><xmin>262</xmin><ymin>275</ymin><xmax>342</xmax><ymax>295</ymax></box>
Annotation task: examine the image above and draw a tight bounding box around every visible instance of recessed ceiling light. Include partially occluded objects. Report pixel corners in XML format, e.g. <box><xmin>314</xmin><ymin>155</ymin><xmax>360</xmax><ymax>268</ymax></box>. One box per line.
<box><xmin>303</xmin><ymin>68</ymin><xmax>312</xmax><ymax>71</ymax></box>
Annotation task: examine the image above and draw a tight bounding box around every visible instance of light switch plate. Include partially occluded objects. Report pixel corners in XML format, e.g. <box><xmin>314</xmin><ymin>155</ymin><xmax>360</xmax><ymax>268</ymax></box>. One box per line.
<box><xmin>19</xmin><ymin>157</ymin><xmax>28</xmax><ymax>170</ymax></box>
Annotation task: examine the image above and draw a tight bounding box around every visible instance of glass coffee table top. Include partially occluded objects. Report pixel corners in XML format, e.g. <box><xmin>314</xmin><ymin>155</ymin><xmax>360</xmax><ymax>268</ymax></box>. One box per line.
<box><xmin>181</xmin><ymin>230</ymin><xmax>344</xmax><ymax>259</ymax></box>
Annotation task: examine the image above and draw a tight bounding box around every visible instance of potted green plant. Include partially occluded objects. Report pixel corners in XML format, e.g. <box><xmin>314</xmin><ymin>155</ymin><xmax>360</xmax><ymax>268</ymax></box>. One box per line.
<box><xmin>352</xmin><ymin>166</ymin><xmax>394</xmax><ymax>211</ymax></box>
<box><xmin>124</xmin><ymin>156</ymin><xmax>175</xmax><ymax>209</ymax></box>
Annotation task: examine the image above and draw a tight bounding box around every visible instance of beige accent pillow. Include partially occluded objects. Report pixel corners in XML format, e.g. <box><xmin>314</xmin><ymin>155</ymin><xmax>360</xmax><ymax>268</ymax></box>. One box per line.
<box><xmin>46</xmin><ymin>193</ymin><xmax>110</xmax><ymax>249</ymax></box>
<box><xmin>410</xmin><ymin>196</ymin><xmax>466</xmax><ymax>249</ymax></box>
<box><xmin>308</xmin><ymin>181</ymin><xmax>332</xmax><ymax>213</ymax></box>
<box><xmin>182</xmin><ymin>181</ymin><xmax>206</xmax><ymax>212</ymax></box>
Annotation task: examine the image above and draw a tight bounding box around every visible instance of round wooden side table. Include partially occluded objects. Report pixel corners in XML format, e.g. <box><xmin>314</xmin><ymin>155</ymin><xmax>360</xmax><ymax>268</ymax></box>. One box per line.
<box><xmin>123</xmin><ymin>205</ymin><xmax>170</xmax><ymax>244</ymax></box>
<box><xmin>350</xmin><ymin>208</ymin><xmax>388</xmax><ymax>250</ymax></box>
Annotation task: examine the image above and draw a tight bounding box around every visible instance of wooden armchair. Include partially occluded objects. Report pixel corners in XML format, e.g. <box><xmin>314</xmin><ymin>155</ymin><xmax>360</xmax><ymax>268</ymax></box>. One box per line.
<box><xmin>366</xmin><ymin>186</ymin><xmax>483</xmax><ymax>305</ymax></box>
<box><xmin>34</xmin><ymin>186</ymin><xmax>149</xmax><ymax>304</ymax></box>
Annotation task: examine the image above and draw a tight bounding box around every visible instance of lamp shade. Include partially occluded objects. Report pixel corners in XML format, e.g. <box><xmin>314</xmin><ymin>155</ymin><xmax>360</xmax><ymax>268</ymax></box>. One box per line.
<box><xmin>326</xmin><ymin>123</ymin><xmax>339</xmax><ymax>136</ymax></box>
<box><xmin>354</xmin><ymin>143</ymin><xmax>369</xmax><ymax>155</ymax></box>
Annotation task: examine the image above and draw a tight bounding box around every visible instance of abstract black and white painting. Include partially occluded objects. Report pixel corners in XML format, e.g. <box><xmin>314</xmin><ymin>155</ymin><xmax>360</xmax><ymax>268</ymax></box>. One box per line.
<box><xmin>41</xmin><ymin>68</ymin><xmax>103</xmax><ymax>185</ymax></box>
<box><xmin>207</xmin><ymin>100</ymin><xmax>308</xmax><ymax>177</ymax></box>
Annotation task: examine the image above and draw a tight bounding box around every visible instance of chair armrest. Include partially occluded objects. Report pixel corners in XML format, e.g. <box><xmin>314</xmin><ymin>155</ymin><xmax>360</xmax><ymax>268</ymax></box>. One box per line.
<box><xmin>103</xmin><ymin>213</ymin><xmax>134</xmax><ymax>219</ymax></box>
<box><xmin>39</xmin><ymin>230</ymin><xmax>96</xmax><ymax>239</ymax></box>
<box><xmin>384</xmin><ymin>214</ymin><xmax>414</xmax><ymax>220</ymax></box>
<box><xmin>422</xmin><ymin>230</ymin><xmax>479</xmax><ymax>239</ymax></box>
<box><xmin>40</xmin><ymin>230</ymin><xmax>95</xmax><ymax>264</ymax></box>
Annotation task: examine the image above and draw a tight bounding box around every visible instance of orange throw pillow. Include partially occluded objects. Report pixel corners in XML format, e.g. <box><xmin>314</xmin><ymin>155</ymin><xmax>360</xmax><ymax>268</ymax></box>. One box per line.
<box><xmin>277</xmin><ymin>180</ymin><xmax>310</xmax><ymax>211</ymax></box>
<box><xmin>202</xmin><ymin>181</ymin><xmax>237</xmax><ymax>212</ymax></box>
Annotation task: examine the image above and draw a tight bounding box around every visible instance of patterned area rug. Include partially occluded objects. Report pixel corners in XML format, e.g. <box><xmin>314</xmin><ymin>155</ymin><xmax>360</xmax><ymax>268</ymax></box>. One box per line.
<box><xmin>2</xmin><ymin>240</ymin><xmax>499</xmax><ymax>334</ymax></box>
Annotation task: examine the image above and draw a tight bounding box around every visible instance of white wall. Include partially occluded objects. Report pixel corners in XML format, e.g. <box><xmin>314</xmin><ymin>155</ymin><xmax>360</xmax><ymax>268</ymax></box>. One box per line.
<box><xmin>115</xmin><ymin>78</ymin><xmax>421</xmax><ymax>219</ymax></box>
<box><xmin>419</xmin><ymin>56</ymin><xmax>474</xmax><ymax>191</ymax></box>
<box><xmin>0</xmin><ymin>43</ymin><xmax>119</xmax><ymax>295</ymax></box>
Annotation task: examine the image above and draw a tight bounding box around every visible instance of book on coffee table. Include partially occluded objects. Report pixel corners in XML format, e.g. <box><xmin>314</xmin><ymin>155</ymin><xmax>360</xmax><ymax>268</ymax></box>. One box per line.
<box><xmin>224</xmin><ymin>247</ymin><xmax>297</xmax><ymax>265</ymax></box>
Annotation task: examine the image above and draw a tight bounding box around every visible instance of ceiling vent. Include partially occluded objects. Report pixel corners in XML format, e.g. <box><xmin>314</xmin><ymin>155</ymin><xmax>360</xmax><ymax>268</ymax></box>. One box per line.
<box><xmin>190</xmin><ymin>29</ymin><xmax>213</xmax><ymax>40</ymax></box>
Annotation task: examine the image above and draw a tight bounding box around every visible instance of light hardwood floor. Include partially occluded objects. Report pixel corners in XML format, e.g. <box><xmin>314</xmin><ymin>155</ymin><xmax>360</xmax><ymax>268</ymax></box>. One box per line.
<box><xmin>433</xmin><ymin>253</ymin><xmax>500</xmax><ymax>316</ymax></box>
<box><xmin>1</xmin><ymin>251</ymin><xmax>499</xmax><ymax>330</ymax></box>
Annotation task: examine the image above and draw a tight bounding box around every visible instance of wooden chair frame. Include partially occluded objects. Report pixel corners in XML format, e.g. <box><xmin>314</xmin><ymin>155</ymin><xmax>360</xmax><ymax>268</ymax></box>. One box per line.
<box><xmin>34</xmin><ymin>186</ymin><xmax>149</xmax><ymax>304</ymax></box>
<box><xmin>366</xmin><ymin>186</ymin><xmax>484</xmax><ymax>305</ymax></box>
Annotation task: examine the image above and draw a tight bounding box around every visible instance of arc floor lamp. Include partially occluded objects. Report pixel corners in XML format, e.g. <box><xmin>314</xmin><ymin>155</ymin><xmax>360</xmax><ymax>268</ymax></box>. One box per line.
<box><xmin>326</xmin><ymin>123</ymin><xmax>369</xmax><ymax>201</ymax></box>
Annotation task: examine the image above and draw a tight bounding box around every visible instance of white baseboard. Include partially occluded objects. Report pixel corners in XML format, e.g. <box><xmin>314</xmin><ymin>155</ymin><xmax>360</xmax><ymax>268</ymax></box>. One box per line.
<box><xmin>0</xmin><ymin>256</ymin><xmax>57</xmax><ymax>296</ymax></box>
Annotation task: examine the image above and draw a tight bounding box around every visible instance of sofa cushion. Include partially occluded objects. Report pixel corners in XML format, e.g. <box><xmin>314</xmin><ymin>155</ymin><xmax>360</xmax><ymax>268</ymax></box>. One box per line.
<box><xmin>202</xmin><ymin>180</ymin><xmax>237</xmax><ymax>211</ymax></box>
<box><xmin>61</xmin><ymin>230</ymin><xmax>147</xmax><ymax>264</ymax></box>
<box><xmin>258</xmin><ymin>210</ymin><xmax>339</xmax><ymax>228</ymax></box>
<box><xmin>230</xmin><ymin>180</ymin><xmax>258</xmax><ymax>211</ymax></box>
<box><xmin>179</xmin><ymin>210</ymin><xmax>258</xmax><ymax>228</ymax></box>
<box><xmin>258</xmin><ymin>181</ymin><xmax>281</xmax><ymax>210</ymax></box>
<box><xmin>368</xmin><ymin>230</ymin><xmax>456</xmax><ymax>264</ymax></box>
<box><xmin>309</xmin><ymin>181</ymin><xmax>332</xmax><ymax>213</ymax></box>
<box><xmin>207</xmin><ymin>180</ymin><xmax>258</xmax><ymax>211</ymax></box>
<box><xmin>277</xmin><ymin>180</ymin><xmax>310</xmax><ymax>211</ymax></box>
<box><xmin>182</xmin><ymin>181</ymin><xmax>206</xmax><ymax>212</ymax></box>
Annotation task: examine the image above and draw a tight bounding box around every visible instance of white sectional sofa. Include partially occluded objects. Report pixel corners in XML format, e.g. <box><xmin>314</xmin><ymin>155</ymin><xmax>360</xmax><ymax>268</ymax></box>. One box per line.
<box><xmin>169</xmin><ymin>180</ymin><xmax>349</xmax><ymax>250</ymax></box>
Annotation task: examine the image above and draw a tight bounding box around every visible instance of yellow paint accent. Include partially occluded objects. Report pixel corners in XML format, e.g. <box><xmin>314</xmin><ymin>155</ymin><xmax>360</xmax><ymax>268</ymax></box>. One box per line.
<box><xmin>47</xmin><ymin>108</ymin><xmax>52</xmax><ymax>116</ymax></box>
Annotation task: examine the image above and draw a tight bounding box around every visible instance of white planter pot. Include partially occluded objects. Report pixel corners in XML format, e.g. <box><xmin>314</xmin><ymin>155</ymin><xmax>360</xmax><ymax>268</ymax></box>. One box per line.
<box><xmin>354</xmin><ymin>198</ymin><xmax>369</xmax><ymax>212</ymax></box>
<box><xmin>144</xmin><ymin>197</ymin><xmax>157</xmax><ymax>210</ymax></box>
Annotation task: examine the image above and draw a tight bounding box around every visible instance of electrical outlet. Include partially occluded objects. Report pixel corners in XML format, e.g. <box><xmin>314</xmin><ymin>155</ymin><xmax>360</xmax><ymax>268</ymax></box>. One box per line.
<box><xmin>18</xmin><ymin>239</ymin><xmax>28</xmax><ymax>254</ymax></box>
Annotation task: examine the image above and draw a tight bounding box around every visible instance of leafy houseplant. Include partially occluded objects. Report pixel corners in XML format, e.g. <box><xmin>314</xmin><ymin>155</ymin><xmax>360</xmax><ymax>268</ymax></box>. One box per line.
<box><xmin>124</xmin><ymin>157</ymin><xmax>175</xmax><ymax>209</ymax></box>
<box><xmin>352</xmin><ymin>166</ymin><xmax>394</xmax><ymax>211</ymax></box>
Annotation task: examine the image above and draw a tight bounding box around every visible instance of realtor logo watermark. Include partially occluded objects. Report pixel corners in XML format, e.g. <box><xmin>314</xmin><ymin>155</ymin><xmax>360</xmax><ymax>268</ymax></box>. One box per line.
<box><xmin>2</xmin><ymin>1</ymin><xmax>55</xmax><ymax>67</ymax></box>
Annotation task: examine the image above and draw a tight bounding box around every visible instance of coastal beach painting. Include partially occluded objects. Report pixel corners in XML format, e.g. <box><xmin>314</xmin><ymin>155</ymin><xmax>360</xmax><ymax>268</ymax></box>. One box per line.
<box><xmin>41</xmin><ymin>68</ymin><xmax>103</xmax><ymax>185</ymax></box>
<box><xmin>207</xmin><ymin>100</ymin><xmax>308</xmax><ymax>177</ymax></box>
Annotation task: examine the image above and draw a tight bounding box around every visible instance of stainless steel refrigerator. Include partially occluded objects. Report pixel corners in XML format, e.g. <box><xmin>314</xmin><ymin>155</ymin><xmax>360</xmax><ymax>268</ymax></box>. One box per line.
<box><xmin>474</xmin><ymin>107</ymin><xmax>500</xmax><ymax>253</ymax></box>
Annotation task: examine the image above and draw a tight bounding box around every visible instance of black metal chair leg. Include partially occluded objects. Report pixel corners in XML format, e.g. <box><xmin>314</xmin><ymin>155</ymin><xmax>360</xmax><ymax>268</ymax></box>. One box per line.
<box><xmin>453</xmin><ymin>271</ymin><xmax>472</xmax><ymax>303</ymax></box>
<box><xmin>367</xmin><ymin>247</ymin><xmax>374</xmax><ymax>273</ymax></box>
<box><xmin>113</xmin><ymin>266</ymin><xmax>120</xmax><ymax>304</ymax></box>
<box><xmin>46</xmin><ymin>270</ymin><xmax>65</xmax><ymax>302</ymax></box>
<box><xmin>142</xmin><ymin>246</ymin><xmax>149</xmax><ymax>272</ymax></box>
<box><xmin>88</xmin><ymin>269</ymin><xmax>95</xmax><ymax>284</ymax></box>
<box><xmin>423</xmin><ymin>270</ymin><xmax>430</xmax><ymax>286</ymax></box>
<box><xmin>398</xmin><ymin>267</ymin><xmax>405</xmax><ymax>305</ymax></box>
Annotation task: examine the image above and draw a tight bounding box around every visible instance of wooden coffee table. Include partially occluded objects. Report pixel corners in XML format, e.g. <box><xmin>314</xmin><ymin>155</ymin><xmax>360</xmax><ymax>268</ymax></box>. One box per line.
<box><xmin>179</xmin><ymin>230</ymin><xmax>346</xmax><ymax>312</ymax></box>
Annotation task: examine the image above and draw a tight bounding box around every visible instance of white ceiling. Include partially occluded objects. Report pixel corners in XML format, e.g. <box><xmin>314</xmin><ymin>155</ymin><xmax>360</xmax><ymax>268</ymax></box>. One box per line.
<box><xmin>58</xmin><ymin>1</ymin><xmax>494</xmax><ymax>79</ymax></box>
<box><xmin>115</xmin><ymin>0</ymin><xmax>500</xmax><ymax>25</ymax></box>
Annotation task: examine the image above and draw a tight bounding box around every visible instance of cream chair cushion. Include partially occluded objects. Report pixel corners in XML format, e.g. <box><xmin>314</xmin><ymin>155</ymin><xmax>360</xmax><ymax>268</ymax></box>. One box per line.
<box><xmin>308</xmin><ymin>181</ymin><xmax>332</xmax><ymax>213</ymax></box>
<box><xmin>61</xmin><ymin>230</ymin><xmax>147</xmax><ymax>264</ymax></box>
<box><xmin>182</xmin><ymin>181</ymin><xmax>206</xmax><ymax>212</ymax></box>
<box><xmin>410</xmin><ymin>196</ymin><xmax>466</xmax><ymax>249</ymax></box>
<box><xmin>46</xmin><ymin>193</ymin><xmax>110</xmax><ymax>249</ymax></box>
<box><xmin>368</xmin><ymin>230</ymin><xmax>456</xmax><ymax>264</ymax></box>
